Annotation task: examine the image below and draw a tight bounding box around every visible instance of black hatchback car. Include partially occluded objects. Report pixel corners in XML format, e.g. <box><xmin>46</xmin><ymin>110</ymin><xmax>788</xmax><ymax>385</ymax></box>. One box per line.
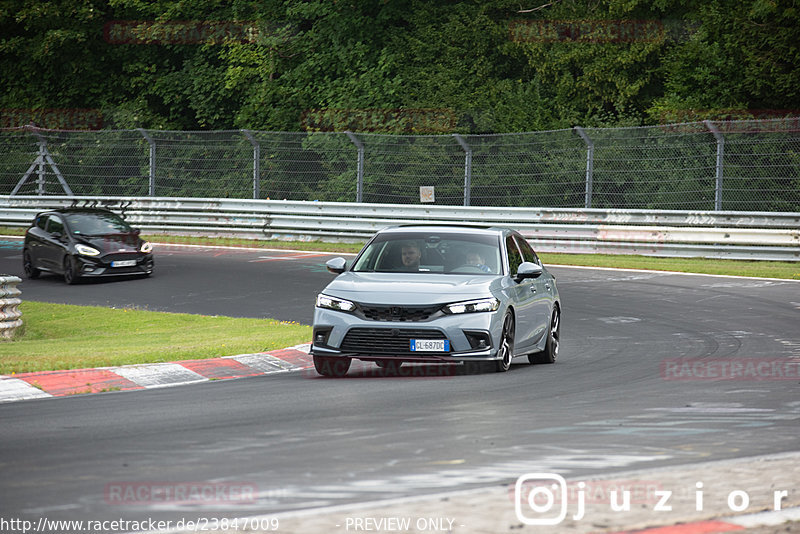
<box><xmin>23</xmin><ymin>208</ymin><xmax>154</xmax><ymax>284</ymax></box>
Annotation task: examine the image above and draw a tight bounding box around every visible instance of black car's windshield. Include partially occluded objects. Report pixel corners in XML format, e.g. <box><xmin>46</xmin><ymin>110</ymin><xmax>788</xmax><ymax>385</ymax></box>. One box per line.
<box><xmin>351</xmin><ymin>232</ymin><xmax>501</xmax><ymax>274</ymax></box>
<box><xmin>64</xmin><ymin>212</ymin><xmax>132</xmax><ymax>236</ymax></box>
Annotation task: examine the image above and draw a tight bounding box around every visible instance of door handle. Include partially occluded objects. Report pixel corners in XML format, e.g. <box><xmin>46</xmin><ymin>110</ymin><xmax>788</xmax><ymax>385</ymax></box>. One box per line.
<box><xmin>530</xmin><ymin>286</ymin><xmax>536</xmax><ymax>293</ymax></box>
<box><xmin>545</xmin><ymin>284</ymin><xmax>551</xmax><ymax>291</ymax></box>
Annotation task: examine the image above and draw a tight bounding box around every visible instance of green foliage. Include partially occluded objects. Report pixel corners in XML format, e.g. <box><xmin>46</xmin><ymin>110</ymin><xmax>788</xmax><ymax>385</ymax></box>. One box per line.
<box><xmin>2</xmin><ymin>0</ymin><xmax>797</xmax><ymax>132</ymax></box>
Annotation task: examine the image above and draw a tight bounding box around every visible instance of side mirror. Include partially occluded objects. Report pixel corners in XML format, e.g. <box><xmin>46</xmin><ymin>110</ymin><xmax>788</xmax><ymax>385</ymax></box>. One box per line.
<box><xmin>326</xmin><ymin>257</ymin><xmax>347</xmax><ymax>274</ymax></box>
<box><xmin>515</xmin><ymin>261</ymin><xmax>543</xmax><ymax>281</ymax></box>
<box><xmin>133</xmin><ymin>228</ymin><xmax>141</xmax><ymax>236</ymax></box>
<box><xmin>51</xmin><ymin>231</ymin><xmax>63</xmax><ymax>239</ymax></box>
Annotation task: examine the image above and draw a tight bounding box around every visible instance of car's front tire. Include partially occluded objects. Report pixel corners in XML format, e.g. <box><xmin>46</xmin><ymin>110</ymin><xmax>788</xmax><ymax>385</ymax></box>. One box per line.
<box><xmin>63</xmin><ymin>256</ymin><xmax>80</xmax><ymax>285</ymax></box>
<box><xmin>529</xmin><ymin>307</ymin><xmax>559</xmax><ymax>364</ymax></box>
<box><xmin>23</xmin><ymin>250</ymin><xmax>40</xmax><ymax>279</ymax></box>
<box><xmin>313</xmin><ymin>355</ymin><xmax>351</xmax><ymax>377</ymax></box>
<box><xmin>494</xmin><ymin>311</ymin><xmax>515</xmax><ymax>372</ymax></box>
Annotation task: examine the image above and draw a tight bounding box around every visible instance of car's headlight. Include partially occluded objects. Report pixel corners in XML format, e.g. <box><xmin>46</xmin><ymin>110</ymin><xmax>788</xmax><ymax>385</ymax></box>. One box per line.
<box><xmin>444</xmin><ymin>297</ymin><xmax>500</xmax><ymax>314</ymax></box>
<box><xmin>316</xmin><ymin>294</ymin><xmax>356</xmax><ymax>312</ymax></box>
<box><xmin>140</xmin><ymin>241</ymin><xmax>153</xmax><ymax>253</ymax></box>
<box><xmin>75</xmin><ymin>244</ymin><xmax>100</xmax><ymax>256</ymax></box>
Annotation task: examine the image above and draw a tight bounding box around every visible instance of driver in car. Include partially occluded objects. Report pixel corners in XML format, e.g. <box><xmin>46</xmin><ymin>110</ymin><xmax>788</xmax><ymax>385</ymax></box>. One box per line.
<box><xmin>400</xmin><ymin>241</ymin><xmax>421</xmax><ymax>271</ymax></box>
<box><xmin>465</xmin><ymin>250</ymin><xmax>491</xmax><ymax>273</ymax></box>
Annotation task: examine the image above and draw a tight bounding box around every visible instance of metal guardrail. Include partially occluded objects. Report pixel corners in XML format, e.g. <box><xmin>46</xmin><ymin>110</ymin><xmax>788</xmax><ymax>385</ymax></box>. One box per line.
<box><xmin>0</xmin><ymin>275</ymin><xmax>23</xmax><ymax>340</ymax></box>
<box><xmin>1</xmin><ymin>196</ymin><xmax>798</xmax><ymax>261</ymax></box>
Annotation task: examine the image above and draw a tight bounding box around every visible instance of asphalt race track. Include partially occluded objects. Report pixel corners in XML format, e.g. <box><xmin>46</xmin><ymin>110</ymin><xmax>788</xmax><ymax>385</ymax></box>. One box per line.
<box><xmin>1</xmin><ymin>238</ymin><xmax>799</xmax><ymax>531</ymax></box>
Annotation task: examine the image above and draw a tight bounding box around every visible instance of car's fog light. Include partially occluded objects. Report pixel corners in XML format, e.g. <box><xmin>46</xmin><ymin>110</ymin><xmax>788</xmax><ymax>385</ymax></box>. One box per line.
<box><xmin>313</xmin><ymin>327</ymin><xmax>333</xmax><ymax>346</ymax></box>
<box><xmin>464</xmin><ymin>331</ymin><xmax>492</xmax><ymax>350</ymax></box>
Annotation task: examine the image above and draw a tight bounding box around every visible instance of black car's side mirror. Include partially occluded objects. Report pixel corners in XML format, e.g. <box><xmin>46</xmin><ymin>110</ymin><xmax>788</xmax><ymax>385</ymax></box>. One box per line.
<box><xmin>326</xmin><ymin>257</ymin><xmax>347</xmax><ymax>274</ymax></box>
<box><xmin>515</xmin><ymin>261</ymin><xmax>543</xmax><ymax>281</ymax></box>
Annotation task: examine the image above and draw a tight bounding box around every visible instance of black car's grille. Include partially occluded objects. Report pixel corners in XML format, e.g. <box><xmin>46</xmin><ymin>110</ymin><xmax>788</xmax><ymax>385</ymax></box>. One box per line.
<box><xmin>101</xmin><ymin>253</ymin><xmax>141</xmax><ymax>262</ymax></box>
<box><xmin>359</xmin><ymin>305</ymin><xmax>442</xmax><ymax>322</ymax></box>
<box><xmin>341</xmin><ymin>328</ymin><xmax>447</xmax><ymax>354</ymax></box>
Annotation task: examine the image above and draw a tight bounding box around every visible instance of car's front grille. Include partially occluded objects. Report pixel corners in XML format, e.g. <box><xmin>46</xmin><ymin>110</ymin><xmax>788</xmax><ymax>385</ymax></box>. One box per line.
<box><xmin>341</xmin><ymin>328</ymin><xmax>447</xmax><ymax>354</ymax></box>
<box><xmin>359</xmin><ymin>305</ymin><xmax>442</xmax><ymax>322</ymax></box>
<box><xmin>101</xmin><ymin>253</ymin><xmax>140</xmax><ymax>262</ymax></box>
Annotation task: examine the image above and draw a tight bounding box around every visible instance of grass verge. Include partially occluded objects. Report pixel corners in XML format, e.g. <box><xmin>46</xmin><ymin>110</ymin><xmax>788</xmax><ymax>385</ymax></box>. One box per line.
<box><xmin>0</xmin><ymin>301</ymin><xmax>311</xmax><ymax>374</ymax></box>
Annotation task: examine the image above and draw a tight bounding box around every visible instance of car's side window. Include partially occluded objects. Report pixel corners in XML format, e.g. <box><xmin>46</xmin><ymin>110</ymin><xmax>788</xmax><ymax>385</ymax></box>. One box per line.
<box><xmin>46</xmin><ymin>215</ymin><xmax>64</xmax><ymax>235</ymax></box>
<box><xmin>36</xmin><ymin>215</ymin><xmax>48</xmax><ymax>230</ymax></box>
<box><xmin>514</xmin><ymin>235</ymin><xmax>540</xmax><ymax>265</ymax></box>
<box><xmin>505</xmin><ymin>236</ymin><xmax>523</xmax><ymax>275</ymax></box>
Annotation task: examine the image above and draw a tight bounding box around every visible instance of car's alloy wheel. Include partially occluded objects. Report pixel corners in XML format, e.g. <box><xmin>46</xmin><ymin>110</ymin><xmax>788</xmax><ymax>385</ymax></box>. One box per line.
<box><xmin>529</xmin><ymin>308</ymin><xmax>559</xmax><ymax>364</ymax></box>
<box><xmin>63</xmin><ymin>256</ymin><xmax>80</xmax><ymax>285</ymax></box>
<box><xmin>23</xmin><ymin>250</ymin><xmax>40</xmax><ymax>279</ymax></box>
<box><xmin>313</xmin><ymin>355</ymin><xmax>351</xmax><ymax>377</ymax></box>
<box><xmin>495</xmin><ymin>311</ymin><xmax>515</xmax><ymax>372</ymax></box>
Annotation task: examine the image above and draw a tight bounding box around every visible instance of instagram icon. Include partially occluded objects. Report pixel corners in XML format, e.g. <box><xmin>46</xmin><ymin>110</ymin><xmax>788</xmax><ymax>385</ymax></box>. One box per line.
<box><xmin>514</xmin><ymin>473</ymin><xmax>570</xmax><ymax>525</ymax></box>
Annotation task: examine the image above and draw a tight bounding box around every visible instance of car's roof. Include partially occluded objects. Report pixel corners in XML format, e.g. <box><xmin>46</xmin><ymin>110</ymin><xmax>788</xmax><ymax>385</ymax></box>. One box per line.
<box><xmin>38</xmin><ymin>207</ymin><xmax>120</xmax><ymax>216</ymax></box>
<box><xmin>377</xmin><ymin>225</ymin><xmax>511</xmax><ymax>236</ymax></box>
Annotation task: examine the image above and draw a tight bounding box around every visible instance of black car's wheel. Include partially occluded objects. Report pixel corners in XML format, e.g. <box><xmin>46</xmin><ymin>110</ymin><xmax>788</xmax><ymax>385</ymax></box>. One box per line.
<box><xmin>63</xmin><ymin>256</ymin><xmax>80</xmax><ymax>285</ymax></box>
<box><xmin>23</xmin><ymin>250</ymin><xmax>40</xmax><ymax>279</ymax></box>
<box><xmin>313</xmin><ymin>355</ymin><xmax>351</xmax><ymax>377</ymax></box>
<box><xmin>529</xmin><ymin>307</ymin><xmax>559</xmax><ymax>364</ymax></box>
<box><xmin>495</xmin><ymin>311</ymin><xmax>515</xmax><ymax>372</ymax></box>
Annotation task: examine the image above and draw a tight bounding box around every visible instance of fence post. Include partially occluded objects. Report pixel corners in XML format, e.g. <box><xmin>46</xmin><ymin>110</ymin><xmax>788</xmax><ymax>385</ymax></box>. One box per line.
<box><xmin>137</xmin><ymin>128</ymin><xmax>156</xmax><ymax>196</ymax></box>
<box><xmin>704</xmin><ymin>120</ymin><xmax>724</xmax><ymax>211</ymax></box>
<box><xmin>345</xmin><ymin>131</ymin><xmax>364</xmax><ymax>203</ymax></box>
<box><xmin>453</xmin><ymin>134</ymin><xmax>472</xmax><ymax>206</ymax></box>
<box><xmin>241</xmin><ymin>130</ymin><xmax>260</xmax><ymax>199</ymax></box>
<box><xmin>574</xmin><ymin>126</ymin><xmax>594</xmax><ymax>209</ymax></box>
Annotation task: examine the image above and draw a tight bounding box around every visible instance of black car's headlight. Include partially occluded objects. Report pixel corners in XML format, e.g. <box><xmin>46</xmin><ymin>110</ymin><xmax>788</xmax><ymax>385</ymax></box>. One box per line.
<box><xmin>316</xmin><ymin>294</ymin><xmax>356</xmax><ymax>313</ymax></box>
<box><xmin>75</xmin><ymin>244</ymin><xmax>100</xmax><ymax>256</ymax></box>
<box><xmin>444</xmin><ymin>297</ymin><xmax>500</xmax><ymax>314</ymax></box>
<box><xmin>140</xmin><ymin>241</ymin><xmax>153</xmax><ymax>254</ymax></box>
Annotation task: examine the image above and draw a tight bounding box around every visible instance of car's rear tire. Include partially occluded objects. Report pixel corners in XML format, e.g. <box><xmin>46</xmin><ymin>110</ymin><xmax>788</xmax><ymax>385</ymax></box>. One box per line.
<box><xmin>495</xmin><ymin>311</ymin><xmax>515</xmax><ymax>372</ymax></box>
<box><xmin>313</xmin><ymin>355</ymin><xmax>351</xmax><ymax>377</ymax></box>
<box><xmin>529</xmin><ymin>308</ymin><xmax>559</xmax><ymax>364</ymax></box>
<box><xmin>63</xmin><ymin>256</ymin><xmax>80</xmax><ymax>285</ymax></box>
<box><xmin>23</xmin><ymin>250</ymin><xmax>40</xmax><ymax>279</ymax></box>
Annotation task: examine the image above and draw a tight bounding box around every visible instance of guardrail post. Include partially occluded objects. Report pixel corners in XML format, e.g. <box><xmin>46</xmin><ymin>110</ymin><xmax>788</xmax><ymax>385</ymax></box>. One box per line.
<box><xmin>137</xmin><ymin>128</ymin><xmax>156</xmax><ymax>196</ymax></box>
<box><xmin>453</xmin><ymin>134</ymin><xmax>472</xmax><ymax>206</ymax></box>
<box><xmin>705</xmin><ymin>120</ymin><xmax>725</xmax><ymax>211</ymax></box>
<box><xmin>574</xmin><ymin>126</ymin><xmax>594</xmax><ymax>209</ymax></box>
<box><xmin>0</xmin><ymin>275</ymin><xmax>23</xmax><ymax>340</ymax></box>
<box><xmin>241</xmin><ymin>130</ymin><xmax>260</xmax><ymax>199</ymax></box>
<box><xmin>345</xmin><ymin>131</ymin><xmax>364</xmax><ymax>203</ymax></box>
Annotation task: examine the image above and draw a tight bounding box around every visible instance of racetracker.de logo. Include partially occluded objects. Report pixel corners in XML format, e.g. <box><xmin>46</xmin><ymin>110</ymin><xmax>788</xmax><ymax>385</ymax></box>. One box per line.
<box><xmin>104</xmin><ymin>482</ymin><xmax>257</xmax><ymax>505</ymax></box>
<box><xmin>661</xmin><ymin>358</ymin><xmax>800</xmax><ymax>381</ymax></box>
<box><xmin>103</xmin><ymin>20</ymin><xmax>259</xmax><ymax>45</ymax></box>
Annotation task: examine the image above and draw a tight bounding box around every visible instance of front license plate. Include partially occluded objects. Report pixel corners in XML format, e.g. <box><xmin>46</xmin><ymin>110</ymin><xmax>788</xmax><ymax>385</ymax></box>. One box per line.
<box><xmin>111</xmin><ymin>260</ymin><xmax>137</xmax><ymax>267</ymax></box>
<box><xmin>410</xmin><ymin>339</ymin><xmax>450</xmax><ymax>352</ymax></box>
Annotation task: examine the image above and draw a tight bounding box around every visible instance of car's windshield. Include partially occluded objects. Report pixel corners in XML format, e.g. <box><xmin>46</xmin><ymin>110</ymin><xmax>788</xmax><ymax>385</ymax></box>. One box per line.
<box><xmin>351</xmin><ymin>231</ymin><xmax>501</xmax><ymax>274</ymax></box>
<box><xmin>64</xmin><ymin>212</ymin><xmax>132</xmax><ymax>236</ymax></box>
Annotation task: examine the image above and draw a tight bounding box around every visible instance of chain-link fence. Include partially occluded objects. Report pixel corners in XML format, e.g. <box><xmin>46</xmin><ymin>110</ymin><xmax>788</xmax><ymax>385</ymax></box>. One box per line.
<box><xmin>2</xmin><ymin>119</ymin><xmax>798</xmax><ymax>211</ymax></box>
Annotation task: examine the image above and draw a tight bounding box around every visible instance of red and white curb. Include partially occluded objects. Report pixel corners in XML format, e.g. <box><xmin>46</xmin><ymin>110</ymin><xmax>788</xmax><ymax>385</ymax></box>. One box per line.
<box><xmin>0</xmin><ymin>343</ymin><xmax>313</xmax><ymax>403</ymax></box>
<box><xmin>609</xmin><ymin>506</ymin><xmax>800</xmax><ymax>533</ymax></box>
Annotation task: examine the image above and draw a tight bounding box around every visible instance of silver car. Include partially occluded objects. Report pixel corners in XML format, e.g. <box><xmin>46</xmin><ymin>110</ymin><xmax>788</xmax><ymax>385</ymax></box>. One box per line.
<box><xmin>310</xmin><ymin>226</ymin><xmax>561</xmax><ymax>377</ymax></box>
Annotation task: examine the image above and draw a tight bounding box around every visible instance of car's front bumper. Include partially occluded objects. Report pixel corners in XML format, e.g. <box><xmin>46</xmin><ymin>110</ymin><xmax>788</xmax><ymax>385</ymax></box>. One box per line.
<box><xmin>310</xmin><ymin>306</ymin><xmax>504</xmax><ymax>363</ymax></box>
<box><xmin>74</xmin><ymin>254</ymin><xmax>154</xmax><ymax>277</ymax></box>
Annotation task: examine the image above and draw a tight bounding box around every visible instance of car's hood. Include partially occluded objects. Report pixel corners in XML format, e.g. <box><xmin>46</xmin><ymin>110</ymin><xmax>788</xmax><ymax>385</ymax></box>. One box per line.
<box><xmin>76</xmin><ymin>234</ymin><xmax>141</xmax><ymax>253</ymax></box>
<box><xmin>322</xmin><ymin>272</ymin><xmax>502</xmax><ymax>305</ymax></box>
